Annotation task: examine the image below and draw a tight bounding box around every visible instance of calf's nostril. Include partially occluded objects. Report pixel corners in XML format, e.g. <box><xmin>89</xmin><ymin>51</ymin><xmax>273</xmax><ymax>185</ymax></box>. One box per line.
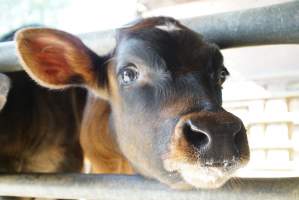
<box><xmin>233</xmin><ymin>124</ymin><xmax>245</xmax><ymax>153</ymax></box>
<box><xmin>183</xmin><ymin>120</ymin><xmax>210</xmax><ymax>149</ymax></box>
<box><xmin>231</xmin><ymin>121</ymin><xmax>242</xmax><ymax>137</ymax></box>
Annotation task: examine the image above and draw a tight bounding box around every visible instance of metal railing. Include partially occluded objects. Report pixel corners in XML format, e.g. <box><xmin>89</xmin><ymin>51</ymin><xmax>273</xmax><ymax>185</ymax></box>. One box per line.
<box><xmin>0</xmin><ymin>174</ymin><xmax>298</xmax><ymax>200</ymax></box>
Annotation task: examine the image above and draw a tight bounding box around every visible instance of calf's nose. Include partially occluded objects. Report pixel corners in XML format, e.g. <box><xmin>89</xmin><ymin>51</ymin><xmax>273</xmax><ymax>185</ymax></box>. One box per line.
<box><xmin>176</xmin><ymin>111</ymin><xmax>249</xmax><ymax>167</ymax></box>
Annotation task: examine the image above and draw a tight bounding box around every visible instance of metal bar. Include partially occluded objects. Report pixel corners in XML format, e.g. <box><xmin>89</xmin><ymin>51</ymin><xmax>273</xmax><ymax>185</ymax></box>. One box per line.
<box><xmin>0</xmin><ymin>42</ymin><xmax>19</xmax><ymax>72</ymax></box>
<box><xmin>0</xmin><ymin>73</ymin><xmax>10</xmax><ymax>110</ymax></box>
<box><xmin>182</xmin><ymin>0</ymin><xmax>299</xmax><ymax>48</ymax></box>
<box><xmin>0</xmin><ymin>174</ymin><xmax>298</xmax><ymax>200</ymax></box>
<box><xmin>1</xmin><ymin>1</ymin><xmax>299</xmax><ymax>72</ymax></box>
<box><xmin>0</xmin><ymin>30</ymin><xmax>116</xmax><ymax>72</ymax></box>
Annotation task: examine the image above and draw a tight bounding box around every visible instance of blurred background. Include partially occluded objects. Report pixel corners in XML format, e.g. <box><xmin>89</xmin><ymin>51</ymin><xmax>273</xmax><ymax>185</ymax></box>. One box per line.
<box><xmin>1</xmin><ymin>0</ymin><xmax>298</xmax><ymax>178</ymax></box>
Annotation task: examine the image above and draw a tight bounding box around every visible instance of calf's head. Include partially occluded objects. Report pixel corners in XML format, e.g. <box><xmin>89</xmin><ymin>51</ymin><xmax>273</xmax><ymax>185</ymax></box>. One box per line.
<box><xmin>16</xmin><ymin>17</ymin><xmax>249</xmax><ymax>189</ymax></box>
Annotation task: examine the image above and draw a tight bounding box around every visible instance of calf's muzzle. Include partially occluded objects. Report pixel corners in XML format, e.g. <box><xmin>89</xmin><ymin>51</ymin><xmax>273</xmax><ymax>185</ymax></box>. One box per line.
<box><xmin>175</xmin><ymin>111</ymin><xmax>249</xmax><ymax>168</ymax></box>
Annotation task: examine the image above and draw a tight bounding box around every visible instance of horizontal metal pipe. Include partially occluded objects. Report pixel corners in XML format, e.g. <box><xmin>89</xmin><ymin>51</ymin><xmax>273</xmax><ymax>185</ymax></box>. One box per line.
<box><xmin>182</xmin><ymin>0</ymin><xmax>299</xmax><ymax>48</ymax></box>
<box><xmin>0</xmin><ymin>30</ymin><xmax>116</xmax><ymax>72</ymax></box>
<box><xmin>1</xmin><ymin>1</ymin><xmax>299</xmax><ymax>72</ymax></box>
<box><xmin>0</xmin><ymin>174</ymin><xmax>298</xmax><ymax>200</ymax></box>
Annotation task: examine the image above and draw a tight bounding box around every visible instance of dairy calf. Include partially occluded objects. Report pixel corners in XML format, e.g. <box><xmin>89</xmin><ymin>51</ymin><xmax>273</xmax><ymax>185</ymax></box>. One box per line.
<box><xmin>16</xmin><ymin>17</ymin><xmax>249</xmax><ymax>189</ymax></box>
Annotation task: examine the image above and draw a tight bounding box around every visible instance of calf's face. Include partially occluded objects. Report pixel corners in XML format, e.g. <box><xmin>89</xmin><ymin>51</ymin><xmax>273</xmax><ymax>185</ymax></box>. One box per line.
<box><xmin>16</xmin><ymin>17</ymin><xmax>249</xmax><ymax>189</ymax></box>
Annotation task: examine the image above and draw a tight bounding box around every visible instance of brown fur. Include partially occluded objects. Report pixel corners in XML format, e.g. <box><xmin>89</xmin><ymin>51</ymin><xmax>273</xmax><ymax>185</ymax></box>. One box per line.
<box><xmin>16</xmin><ymin>28</ymin><xmax>98</xmax><ymax>89</ymax></box>
<box><xmin>80</xmin><ymin>94</ymin><xmax>133</xmax><ymax>174</ymax></box>
<box><xmin>0</xmin><ymin>72</ymin><xmax>85</xmax><ymax>173</ymax></box>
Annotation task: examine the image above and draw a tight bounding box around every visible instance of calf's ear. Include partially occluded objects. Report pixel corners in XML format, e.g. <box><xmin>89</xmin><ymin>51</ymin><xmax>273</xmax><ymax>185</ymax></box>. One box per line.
<box><xmin>15</xmin><ymin>28</ymin><xmax>108</xmax><ymax>97</ymax></box>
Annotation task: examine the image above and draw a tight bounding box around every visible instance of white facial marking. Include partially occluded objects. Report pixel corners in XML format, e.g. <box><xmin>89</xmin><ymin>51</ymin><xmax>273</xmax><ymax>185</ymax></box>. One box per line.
<box><xmin>155</xmin><ymin>22</ymin><xmax>182</xmax><ymax>32</ymax></box>
<box><xmin>163</xmin><ymin>159</ymin><xmax>231</xmax><ymax>189</ymax></box>
<box><xmin>178</xmin><ymin>163</ymin><xmax>228</xmax><ymax>189</ymax></box>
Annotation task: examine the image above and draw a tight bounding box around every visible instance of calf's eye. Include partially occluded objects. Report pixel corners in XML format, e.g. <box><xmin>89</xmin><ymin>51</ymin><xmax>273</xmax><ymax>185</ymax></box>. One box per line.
<box><xmin>118</xmin><ymin>65</ymin><xmax>139</xmax><ymax>85</ymax></box>
<box><xmin>218</xmin><ymin>68</ymin><xmax>229</xmax><ymax>85</ymax></box>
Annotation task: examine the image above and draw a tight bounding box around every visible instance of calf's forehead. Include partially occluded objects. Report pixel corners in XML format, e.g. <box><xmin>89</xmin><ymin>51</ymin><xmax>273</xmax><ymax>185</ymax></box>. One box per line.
<box><xmin>115</xmin><ymin>38</ymin><xmax>167</xmax><ymax>73</ymax></box>
<box><xmin>115</xmin><ymin>22</ymin><xmax>218</xmax><ymax>73</ymax></box>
